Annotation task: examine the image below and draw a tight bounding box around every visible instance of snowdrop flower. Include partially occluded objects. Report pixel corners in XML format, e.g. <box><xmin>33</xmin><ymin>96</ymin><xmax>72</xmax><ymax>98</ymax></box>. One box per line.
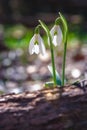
<box><xmin>50</xmin><ymin>25</ymin><xmax>63</xmax><ymax>46</ymax></box>
<box><xmin>29</xmin><ymin>33</ymin><xmax>46</xmax><ymax>55</ymax></box>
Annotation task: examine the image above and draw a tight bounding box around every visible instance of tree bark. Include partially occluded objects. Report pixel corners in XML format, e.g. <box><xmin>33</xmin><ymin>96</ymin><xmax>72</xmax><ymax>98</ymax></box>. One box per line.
<box><xmin>0</xmin><ymin>84</ymin><xmax>87</xmax><ymax>130</ymax></box>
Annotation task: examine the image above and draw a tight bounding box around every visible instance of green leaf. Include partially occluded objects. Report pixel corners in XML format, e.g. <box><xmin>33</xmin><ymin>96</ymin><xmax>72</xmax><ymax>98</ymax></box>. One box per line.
<box><xmin>48</xmin><ymin>65</ymin><xmax>62</xmax><ymax>86</ymax></box>
<box><xmin>45</xmin><ymin>81</ymin><xmax>54</xmax><ymax>88</ymax></box>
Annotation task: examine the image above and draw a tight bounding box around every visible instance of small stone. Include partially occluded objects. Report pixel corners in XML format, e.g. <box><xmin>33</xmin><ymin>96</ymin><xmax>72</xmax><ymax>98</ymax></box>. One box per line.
<box><xmin>26</xmin><ymin>65</ymin><xmax>37</xmax><ymax>74</ymax></box>
<box><xmin>5</xmin><ymin>81</ymin><xmax>18</xmax><ymax>89</ymax></box>
<box><xmin>15</xmin><ymin>48</ymin><xmax>23</xmax><ymax>57</ymax></box>
<box><xmin>2</xmin><ymin>58</ymin><xmax>12</xmax><ymax>66</ymax></box>
<box><xmin>8</xmin><ymin>51</ymin><xmax>16</xmax><ymax>60</ymax></box>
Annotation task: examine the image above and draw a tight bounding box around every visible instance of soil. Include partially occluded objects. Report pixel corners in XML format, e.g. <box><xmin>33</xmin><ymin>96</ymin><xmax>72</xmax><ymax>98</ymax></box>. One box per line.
<box><xmin>0</xmin><ymin>82</ymin><xmax>87</xmax><ymax>130</ymax></box>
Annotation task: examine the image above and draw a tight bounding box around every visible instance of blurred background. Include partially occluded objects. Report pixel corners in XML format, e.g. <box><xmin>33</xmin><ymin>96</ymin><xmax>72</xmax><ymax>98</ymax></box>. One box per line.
<box><xmin>0</xmin><ymin>0</ymin><xmax>87</xmax><ymax>94</ymax></box>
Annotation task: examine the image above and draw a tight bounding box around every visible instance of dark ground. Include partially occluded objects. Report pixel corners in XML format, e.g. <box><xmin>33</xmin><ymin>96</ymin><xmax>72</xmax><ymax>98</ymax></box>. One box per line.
<box><xmin>0</xmin><ymin>83</ymin><xmax>87</xmax><ymax>130</ymax></box>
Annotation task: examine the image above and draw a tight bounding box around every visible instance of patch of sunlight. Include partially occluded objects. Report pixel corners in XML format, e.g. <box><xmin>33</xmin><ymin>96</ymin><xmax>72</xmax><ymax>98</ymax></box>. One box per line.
<box><xmin>71</xmin><ymin>68</ymin><xmax>81</xmax><ymax>78</ymax></box>
<box><xmin>26</xmin><ymin>65</ymin><xmax>37</xmax><ymax>74</ymax></box>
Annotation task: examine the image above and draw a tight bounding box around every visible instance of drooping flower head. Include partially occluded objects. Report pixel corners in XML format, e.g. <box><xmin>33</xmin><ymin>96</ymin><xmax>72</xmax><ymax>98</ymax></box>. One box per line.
<box><xmin>29</xmin><ymin>33</ymin><xmax>46</xmax><ymax>55</ymax></box>
<box><xmin>50</xmin><ymin>23</ymin><xmax>63</xmax><ymax>46</ymax></box>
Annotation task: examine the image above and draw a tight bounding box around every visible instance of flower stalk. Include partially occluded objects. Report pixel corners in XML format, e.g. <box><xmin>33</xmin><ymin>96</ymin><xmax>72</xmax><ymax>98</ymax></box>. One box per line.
<box><xmin>59</xmin><ymin>12</ymin><xmax>68</xmax><ymax>86</ymax></box>
<box><xmin>49</xmin><ymin>33</ymin><xmax>57</xmax><ymax>85</ymax></box>
<box><xmin>39</xmin><ymin>20</ymin><xmax>57</xmax><ymax>85</ymax></box>
<box><xmin>62</xmin><ymin>39</ymin><xmax>67</xmax><ymax>86</ymax></box>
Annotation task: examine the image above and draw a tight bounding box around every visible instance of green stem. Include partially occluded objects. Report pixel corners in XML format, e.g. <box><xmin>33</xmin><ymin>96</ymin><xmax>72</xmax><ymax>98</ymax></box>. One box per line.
<box><xmin>62</xmin><ymin>37</ymin><xmax>67</xmax><ymax>86</ymax></box>
<box><xmin>39</xmin><ymin>20</ymin><xmax>57</xmax><ymax>85</ymax></box>
<box><xmin>34</xmin><ymin>25</ymin><xmax>41</xmax><ymax>34</ymax></box>
<box><xmin>59</xmin><ymin>12</ymin><xmax>68</xmax><ymax>86</ymax></box>
<box><xmin>49</xmin><ymin>35</ymin><xmax>57</xmax><ymax>85</ymax></box>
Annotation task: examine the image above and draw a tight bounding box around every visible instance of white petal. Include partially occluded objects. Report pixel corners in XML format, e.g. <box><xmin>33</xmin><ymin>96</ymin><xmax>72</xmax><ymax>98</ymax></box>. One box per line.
<box><xmin>52</xmin><ymin>35</ymin><xmax>58</xmax><ymax>46</ymax></box>
<box><xmin>33</xmin><ymin>44</ymin><xmax>39</xmax><ymax>54</ymax></box>
<box><xmin>50</xmin><ymin>25</ymin><xmax>56</xmax><ymax>38</ymax></box>
<box><xmin>37</xmin><ymin>34</ymin><xmax>42</xmax><ymax>43</ymax></box>
<box><xmin>39</xmin><ymin>40</ymin><xmax>46</xmax><ymax>55</ymax></box>
<box><xmin>56</xmin><ymin>26</ymin><xmax>63</xmax><ymax>45</ymax></box>
<box><xmin>34</xmin><ymin>34</ymin><xmax>39</xmax><ymax>41</ymax></box>
<box><xmin>38</xmin><ymin>34</ymin><xmax>46</xmax><ymax>55</ymax></box>
<box><xmin>50</xmin><ymin>25</ymin><xmax>63</xmax><ymax>46</ymax></box>
<box><xmin>29</xmin><ymin>35</ymin><xmax>35</xmax><ymax>55</ymax></box>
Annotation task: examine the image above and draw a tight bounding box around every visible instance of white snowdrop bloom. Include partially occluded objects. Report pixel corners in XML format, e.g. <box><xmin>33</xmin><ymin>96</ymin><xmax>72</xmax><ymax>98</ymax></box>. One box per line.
<box><xmin>50</xmin><ymin>25</ymin><xmax>63</xmax><ymax>46</ymax></box>
<box><xmin>29</xmin><ymin>34</ymin><xmax>46</xmax><ymax>55</ymax></box>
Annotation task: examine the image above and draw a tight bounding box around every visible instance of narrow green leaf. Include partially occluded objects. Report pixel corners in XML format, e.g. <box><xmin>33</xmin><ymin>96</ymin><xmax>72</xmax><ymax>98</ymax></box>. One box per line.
<box><xmin>39</xmin><ymin>20</ymin><xmax>57</xmax><ymax>85</ymax></box>
<box><xmin>45</xmin><ymin>81</ymin><xmax>54</xmax><ymax>88</ymax></box>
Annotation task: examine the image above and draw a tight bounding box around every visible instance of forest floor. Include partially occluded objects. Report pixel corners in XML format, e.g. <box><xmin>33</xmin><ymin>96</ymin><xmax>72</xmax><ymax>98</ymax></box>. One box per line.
<box><xmin>0</xmin><ymin>44</ymin><xmax>87</xmax><ymax>94</ymax></box>
<box><xmin>0</xmin><ymin>43</ymin><xmax>87</xmax><ymax>130</ymax></box>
